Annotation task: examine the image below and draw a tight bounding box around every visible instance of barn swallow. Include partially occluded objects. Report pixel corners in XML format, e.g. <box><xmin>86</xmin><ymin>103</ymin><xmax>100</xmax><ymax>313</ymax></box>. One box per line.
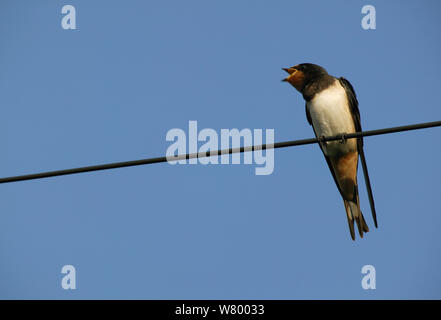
<box><xmin>282</xmin><ymin>63</ymin><xmax>377</xmax><ymax>240</ymax></box>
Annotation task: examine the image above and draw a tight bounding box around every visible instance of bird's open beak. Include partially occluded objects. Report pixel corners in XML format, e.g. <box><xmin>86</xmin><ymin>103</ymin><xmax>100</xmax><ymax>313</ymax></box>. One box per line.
<box><xmin>282</xmin><ymin>67</ymin><xmax>297</xmax><ymax>82</ymax></box>
<box><xmin>282</xmin><ymin>67</ymin><xmax>296</xmax><ymax>74</ymax></box>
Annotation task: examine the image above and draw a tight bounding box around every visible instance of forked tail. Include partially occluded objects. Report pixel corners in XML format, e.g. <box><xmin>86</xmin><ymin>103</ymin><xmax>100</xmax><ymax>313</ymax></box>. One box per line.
<box><xmin>344</xmin><ymin>199</ymin><xmax>369</xmax><ymax>240</ymax></box>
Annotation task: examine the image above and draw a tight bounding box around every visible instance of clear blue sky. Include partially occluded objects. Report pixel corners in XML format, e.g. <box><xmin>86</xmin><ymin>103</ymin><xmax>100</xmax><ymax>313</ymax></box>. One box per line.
<box><xmin>1</xmin><ymin>0</ymin><xmax>440</xmax><ymax>299</ymax></box>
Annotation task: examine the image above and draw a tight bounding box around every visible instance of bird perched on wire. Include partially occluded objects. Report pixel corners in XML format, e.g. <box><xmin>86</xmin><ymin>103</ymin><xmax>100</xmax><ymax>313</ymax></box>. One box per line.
<box><xmin>282</xmin><ymin>63</ymin><xmax>377</xmax><ymax>240</ymax></box>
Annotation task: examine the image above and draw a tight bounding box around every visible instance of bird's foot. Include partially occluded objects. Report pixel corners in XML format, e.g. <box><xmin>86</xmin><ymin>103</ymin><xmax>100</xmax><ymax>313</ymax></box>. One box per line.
<box><xmin>339</xmin><ymin>133</ymin><xmax>347</xmax><ymax>144</ymax></box>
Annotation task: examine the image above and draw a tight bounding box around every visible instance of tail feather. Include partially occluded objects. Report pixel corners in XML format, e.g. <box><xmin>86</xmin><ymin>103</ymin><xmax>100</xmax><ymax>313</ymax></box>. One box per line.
<box><xmin>344</xmin><ymin>199</ymin><xmax>369</xmax><ymax>240</ymax></box>
<box><xmin>344</xmin><ymin>201</ymin><xmax>356</xmax><ymax>240</ymax></box>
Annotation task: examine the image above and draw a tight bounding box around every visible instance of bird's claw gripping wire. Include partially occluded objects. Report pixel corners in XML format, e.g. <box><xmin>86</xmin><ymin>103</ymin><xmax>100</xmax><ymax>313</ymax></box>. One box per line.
<box><xmin>339</xmin><ymin>133</ymin><xmax>347</xmax><ymax>144</ymax></box>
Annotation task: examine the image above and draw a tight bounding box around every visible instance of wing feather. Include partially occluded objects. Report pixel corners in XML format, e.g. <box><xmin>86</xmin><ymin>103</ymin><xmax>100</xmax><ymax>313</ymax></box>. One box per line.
<box><xmin>339</xmin><ymin>77</ymin><xmax>378</xmax><ymax>228</ymax></box>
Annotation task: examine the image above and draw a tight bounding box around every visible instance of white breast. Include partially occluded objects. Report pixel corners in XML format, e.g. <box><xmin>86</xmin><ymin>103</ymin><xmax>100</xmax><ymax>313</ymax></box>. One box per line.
<box><xmin>306</xmin><ymin>80</ymin><xmax>357</xmax><ymax>156</ymax></box>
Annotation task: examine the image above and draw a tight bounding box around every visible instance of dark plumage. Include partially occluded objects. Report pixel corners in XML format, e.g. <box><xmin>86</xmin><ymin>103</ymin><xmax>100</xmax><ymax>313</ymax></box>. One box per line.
<box><xmin>283</xmin><ymin>63</ymin><xmax>378</xmax><ymax>240</ymax></box>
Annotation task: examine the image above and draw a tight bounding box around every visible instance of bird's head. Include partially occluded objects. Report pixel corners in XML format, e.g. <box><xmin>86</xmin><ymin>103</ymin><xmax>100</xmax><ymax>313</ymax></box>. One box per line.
<box><xmin>282</xmin><ymin>63</ymin><xmax>328</xmax><ymax>92</ymax></box>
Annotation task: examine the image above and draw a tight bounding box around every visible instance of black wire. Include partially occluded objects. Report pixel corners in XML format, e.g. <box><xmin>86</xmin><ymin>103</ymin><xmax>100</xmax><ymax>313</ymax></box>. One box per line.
<box><xmin>1</xmin><ymin>120</ymin><xmax>440</xmax><ymax>184</ymax></box>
